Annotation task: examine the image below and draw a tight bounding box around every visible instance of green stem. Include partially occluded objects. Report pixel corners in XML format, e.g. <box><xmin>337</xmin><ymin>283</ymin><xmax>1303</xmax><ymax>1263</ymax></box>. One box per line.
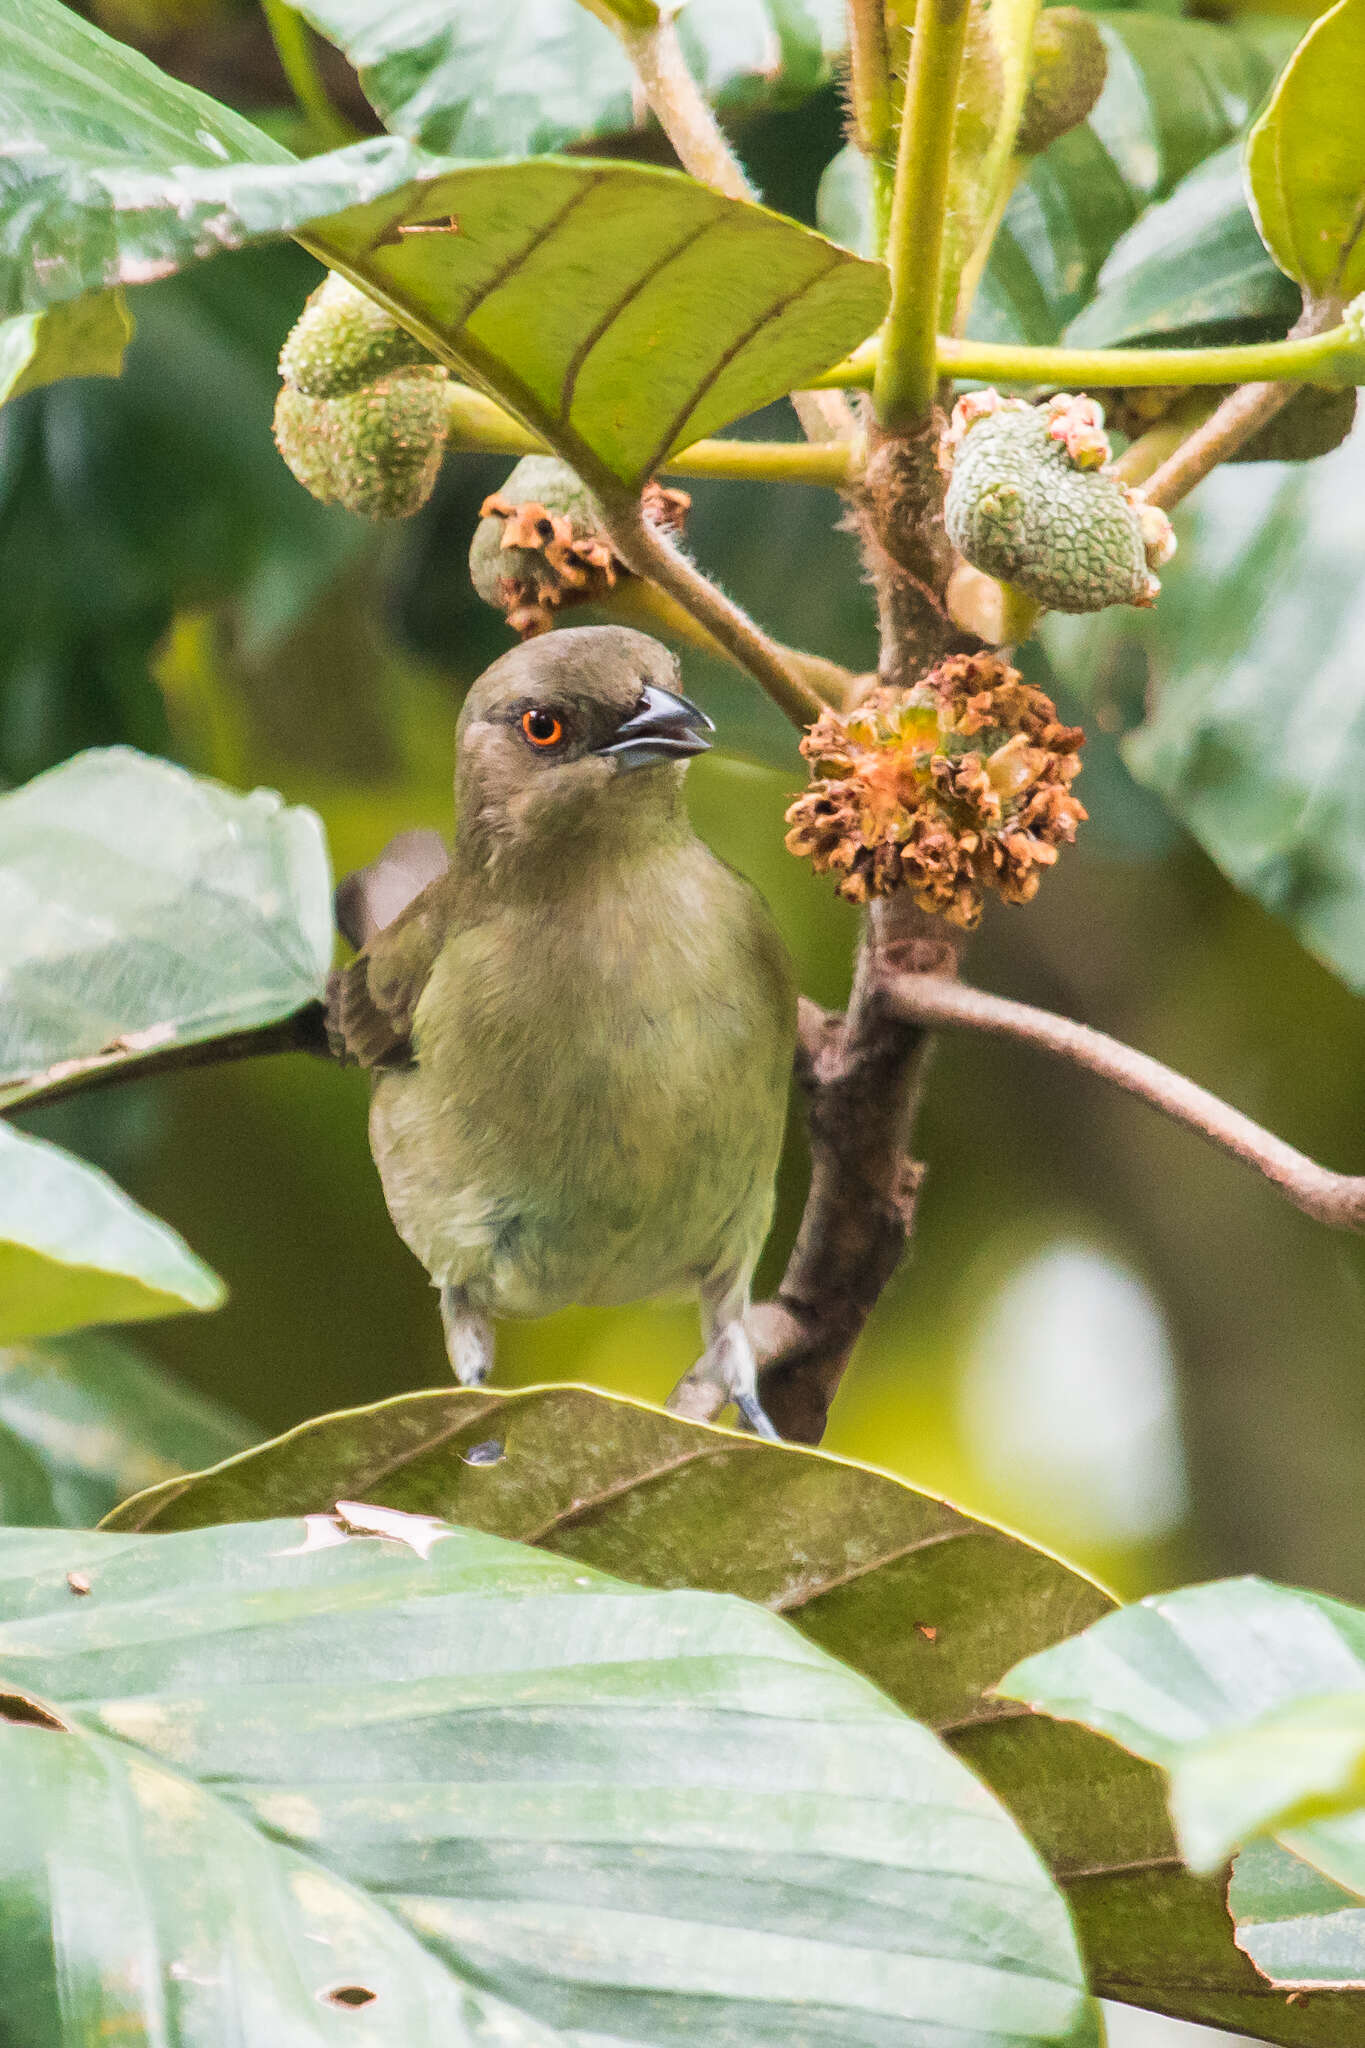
<box><xmin>847</xmin><ymin>0</ymin><xmax>894</xmax><ymax>159</ymax></box>
<box><xmin>262</xmin><ymin>0</ymin><xmax>357</xmax><ymax>150</ymax></box>
<box><xmin>872</xmin><ymin>0</ymin><xmax>972</xmax><ymax>429</ymax></box>
<box><xmin>445</xmin><ymin>384</ymin><xmax>858</xmax><ymax>486</ymax></box>
<box><xmin>816</xmin><ymin>322</ymin><xmax>1363</xmax><ymax>392</ymax></box>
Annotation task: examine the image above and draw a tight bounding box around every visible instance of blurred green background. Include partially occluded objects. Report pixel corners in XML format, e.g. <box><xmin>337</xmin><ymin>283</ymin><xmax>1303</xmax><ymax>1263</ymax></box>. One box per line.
<box><xmin>7</xmin><ymin>16</ymin><xmax>1364</xmax><ymax>1657</ymax></box>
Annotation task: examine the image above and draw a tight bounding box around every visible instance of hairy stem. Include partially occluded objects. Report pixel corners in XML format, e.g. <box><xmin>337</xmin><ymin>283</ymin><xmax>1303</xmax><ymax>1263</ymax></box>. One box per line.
<box><xmin>873</xmin><ymin>0</ymin><xmax>972</xmax><ymax>428</ymax></box>
<box><xmin>1139</xmin><ymin>380</ymin><xmax>1299</xmax><ymax>512</ymax></box>
<box><xmin>261</xmin><ymin>0</ymin><xmax>358</xmax><ymax>149</ymax></box>
<box><xmin>886</xmin><ymin>975</ymin><xmax>1365</xmax><ymax>1231</ymax></box>
<box><xmin>847</xmin><ymin>0</ymin><xmax>894</xmax><ymax>158</ymax></box>
<box><xmin>605</xmin><ymin>579</ymin><xmax>854</xmax><ymax>708</ymax></box>
<box><xmin>606</xmin><ymin>502</ymin><xmax>827</xmax><ymax>727</ymax></box>
<box><xmin>814</xmin><ymin>320</ymin><xmax>1363</xmax><ymax>393</ymax></box>
<box><xmin>609</xmin><ymin>8</ymin><xmax>857</xmax><ymax>445</ymax></box>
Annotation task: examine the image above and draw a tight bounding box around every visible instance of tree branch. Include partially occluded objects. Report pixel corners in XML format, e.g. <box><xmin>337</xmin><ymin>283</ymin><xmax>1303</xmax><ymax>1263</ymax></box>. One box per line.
<box><xmin>0</xmin><ymin>1005</ymin><xmax>332</xmax><ymax>1121</ymax></box>
<box><xmin>748</xmin><ymin>909</ymin><xmax>964</xmax><ymax>1442</ymax></box>
<box><xmin>884</xmin><ymin>973</ymin><xmax>1365</xmax><ymax>1232</ymax></box>
<box><xmin>873</xmin><ymin>0</ymin><xmax>972</xmax><ymax>429</ymax></box>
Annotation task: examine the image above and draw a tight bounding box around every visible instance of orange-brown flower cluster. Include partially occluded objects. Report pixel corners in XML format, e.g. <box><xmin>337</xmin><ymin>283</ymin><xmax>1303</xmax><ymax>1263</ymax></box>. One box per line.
<box><xmin>784</xmin><ymin>653</ymin><xmax>1086</xmax><ymax>928</ymax></box>
<box><xmin>475</xmin><ymin>481</ymin><xmax>689</xmax><ymax>636</ymax></box>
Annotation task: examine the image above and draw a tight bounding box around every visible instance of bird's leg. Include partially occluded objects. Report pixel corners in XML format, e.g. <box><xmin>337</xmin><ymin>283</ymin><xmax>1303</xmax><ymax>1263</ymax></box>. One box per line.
<box><xmin>439</xmin><ymin>1286</ymin><xmax>495</xmax><ymax>1387</ymax></box>
<box><xmin>667</xmin><ymin>1274</ymin><xmax>780</xmax><ymax>1440</ymax></box>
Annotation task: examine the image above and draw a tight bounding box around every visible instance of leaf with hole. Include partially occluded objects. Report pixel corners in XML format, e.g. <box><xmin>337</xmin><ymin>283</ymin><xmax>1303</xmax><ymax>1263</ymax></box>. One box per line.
<box><xmin>0</xmin><ymin>747</ymin><xmax>333</xmax><ymax>1108</ymax></box>
<box><xmin>105</xmin><ymin>1382</ymin><xmax>1365</xmax><ymax>2047</ymax></box>
<box><xmin>287</xmin><ymin>0</ymin><xmax>847</xmax><ymax>160</ymax></box>
<box><xmin>0</xmin><ymin>1123</ymin><xmax>224</xmax><ymax>1343</ymax></box>
<box><xmin>0</xmin><ymin>1332</ymin><xmax>250</xmax><ymax>1528</ymax></box>
<box><xmin>0</xmin><ymin>1514</ymin><xmax>1099</xmax><ymax>2047</ymax></box>
<box><xmin>1246</xmin><ymin>0</ymin><xmax>1365</xmax><ymax>302</ymax></box>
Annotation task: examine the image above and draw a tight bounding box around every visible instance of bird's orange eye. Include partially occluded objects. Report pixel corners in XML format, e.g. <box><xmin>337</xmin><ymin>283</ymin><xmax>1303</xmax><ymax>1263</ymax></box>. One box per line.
<box><xmin>521</xmin><ymin>708</ymin><xmax>564</xmax><ymax>748</ymax></box>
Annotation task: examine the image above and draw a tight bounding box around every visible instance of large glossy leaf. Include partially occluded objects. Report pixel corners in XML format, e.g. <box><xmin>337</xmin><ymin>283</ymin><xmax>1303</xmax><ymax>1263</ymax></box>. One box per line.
<box><xmin>0</xmin><ymin>1516</ymin><xmax>1099</xmax><ymax>2047</ymax></box>
<box><xmin>0</xmin><ymin>748</ymin><xmax>332</xmax><ymax>1107</ymax></box>
<box><xmin>1</xmin><ymin>0</ymin><xmax>883</xmax><ymax>491</ymax></box>
<box><xmin>106</xmin><ymin>1383</ymin><xmax>1365</xmax><ymax>2046</ymax></box>
<box><xmin>0</xmin><ymin>294</ymin><xmax>131</xmax><ymax>406</ymax></box>
<box><xmin>291</xmin><ymin>0</ymin><xmax>846</xmax><ymax>159</ymax></box>
<box><xmin>0</xmin><ymin>1123</ymin><xmax>224</xmax><ymax>1343</ymax></box>
<box><xmin>1065</xmin><ymin>146</ymin><xmax>1298</xmax><ymax>351</ymax></box>
<box><xmin>0</xmin><ymin>0</ymin><xmax>464</xmax><ymax>315</ymax></box>
<box><xmin>0</xmin><ymin>1332</ymin><xmax>250</xmax><ymax>1528</ymax></box>
<box><xmin>302</xmin><ymin>158</ymin><xmax>886</xmax><ymax>490</ymax></box>
<box><xmin>1000</xmin><ymin>1581</ymin><xmax>1365</xmax><ymax>1991</ymax></box>
<box><xmin>1246</xmin><ymin>0</ymin><xmax>1365</xmax><ymax>301</ymax></box>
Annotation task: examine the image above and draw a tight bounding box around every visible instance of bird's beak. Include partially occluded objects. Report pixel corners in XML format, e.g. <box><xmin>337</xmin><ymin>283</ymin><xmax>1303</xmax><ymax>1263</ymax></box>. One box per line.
<box><xmin>597</xmin><ymin>683</ymin><xmax>715</xmax><ymax>772</ymax></box>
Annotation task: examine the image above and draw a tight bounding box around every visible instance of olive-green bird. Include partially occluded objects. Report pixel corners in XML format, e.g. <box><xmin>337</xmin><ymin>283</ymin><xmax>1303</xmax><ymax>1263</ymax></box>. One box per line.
<box><xmin>328</xmin><ymin>626</ymin><xmax>797</xmax><ymax>1435</ymax></box>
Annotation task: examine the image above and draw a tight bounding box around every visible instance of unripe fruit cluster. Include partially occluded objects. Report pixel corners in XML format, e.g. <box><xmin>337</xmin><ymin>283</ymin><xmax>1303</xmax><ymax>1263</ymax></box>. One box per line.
<box><xmin>274</xmin><ymin>274</ymin><xmax>453</xmax><ymax>519</ymax></box>
<box><xmin>943</xmin><ymin>391</ymin><xmax>1175</xmax><ymax>613</ymax></box>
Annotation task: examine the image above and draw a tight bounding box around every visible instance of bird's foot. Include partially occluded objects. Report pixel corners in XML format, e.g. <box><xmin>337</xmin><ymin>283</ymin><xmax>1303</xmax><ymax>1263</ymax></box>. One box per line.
<box><xmin>667</xmin><ymin>1319</ymin><xmax>779</xmax><ymax>1440</ymax></box>
<box><xmin>439</xmin><ymin>1287</ymin><xmax>494</xmax><ymax>1387</ymax></box>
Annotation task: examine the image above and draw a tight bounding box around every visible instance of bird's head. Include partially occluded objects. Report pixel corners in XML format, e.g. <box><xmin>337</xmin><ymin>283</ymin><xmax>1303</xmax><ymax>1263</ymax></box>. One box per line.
<box><xmin>454</xmin><ymin>626</ymin><xmax>713</xmax><ymax>877</ymax></box>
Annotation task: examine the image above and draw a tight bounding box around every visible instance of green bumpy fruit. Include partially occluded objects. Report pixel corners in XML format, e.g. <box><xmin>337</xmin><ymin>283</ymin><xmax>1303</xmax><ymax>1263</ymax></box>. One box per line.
<box><xmin>1016</xmin><ymin>8</ymin><xmax>1108</xmax><ymax>156</ymax></box>
<box><xmin>278</xmin><ymin>273</ymin><xmax>438</xmax><ymax>397</ymax></box>
<box><xmin>468</xmin><ymin>456</ymin><xmax>605</xmax><ymax>607</ymax></box>
<box><xmin>274</xmin><ymin>273</ymin><xmax>452</xmax><ymax>518</ymax></box>
<box><xmin>273</xmin><ymin>370</ymin><xmax>453</xmax><ymax>520</ymax></box>
<box><xmin>944</xmin><ymin>395</ymin><xmax>1171</xmax><ymax>613</ymax></box>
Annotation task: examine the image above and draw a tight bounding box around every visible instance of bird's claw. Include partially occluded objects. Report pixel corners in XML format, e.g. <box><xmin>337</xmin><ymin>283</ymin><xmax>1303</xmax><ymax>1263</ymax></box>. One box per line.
<box><xmin>667</xmin><ymin>1318</ymin><xmax>780</xmax><ymax>1440</ymax></box>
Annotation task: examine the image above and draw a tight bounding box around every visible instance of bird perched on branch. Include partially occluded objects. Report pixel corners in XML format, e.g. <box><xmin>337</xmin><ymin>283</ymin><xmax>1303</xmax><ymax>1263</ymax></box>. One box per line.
<box><xmin>327</xmin><ymin>626</ymin><xmax>797</xmax><ymax>1435</ymax></box>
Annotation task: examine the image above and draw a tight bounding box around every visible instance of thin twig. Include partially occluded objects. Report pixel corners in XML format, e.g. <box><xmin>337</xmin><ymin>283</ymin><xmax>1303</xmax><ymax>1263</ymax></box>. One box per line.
<box><xmin>0</xmin><ymin>1006</ymin><xmax>331</xmax><ymax>1121</ymax></box>
<box><xmin>884</xmin><ymin>973</ymin><xmax>1365</xmax><ymax>1232</ymax></box>
<box><xmin>1139</xmin><ymin>381</ymin><xmax>1297</xmax><ymax>512</ymax></box>
<box><xmin>847</xmin><ymin>0</ymin><xmax>894</xmax><ymax>158</ymax></box>
<box><xmin>261</xmin><ymin>0</ymin><xmax>358</xmax><ymax>150</ymax></box>
<box><xmin>609</xmin><ymin>8</ymin><xmax>857</xmax><ymax>445</ymax></box>
<box><xmin>608</xmin><ymin>502</ymin><xmax>827</xmax><ymax>727</ymax></box>
<box><xmin>872</xmin><ymin>0</ymin><xmax>972</xmax><ymax>429</ymax></box>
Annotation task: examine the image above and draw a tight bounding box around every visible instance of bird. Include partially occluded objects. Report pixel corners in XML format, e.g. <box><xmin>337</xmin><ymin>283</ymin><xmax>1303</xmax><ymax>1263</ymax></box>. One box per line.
<box><xmin>327</xmin><ymin>625</ymin><xmax>798</xmax><ymax>1436</ymax></box>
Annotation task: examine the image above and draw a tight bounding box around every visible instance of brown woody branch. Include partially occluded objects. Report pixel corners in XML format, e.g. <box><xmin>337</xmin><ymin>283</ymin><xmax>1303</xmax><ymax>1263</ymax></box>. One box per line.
<box><xmin>885</xmin><ymin>973</ymin><xmax>1365</xmax><ymax>1233</ymax></box>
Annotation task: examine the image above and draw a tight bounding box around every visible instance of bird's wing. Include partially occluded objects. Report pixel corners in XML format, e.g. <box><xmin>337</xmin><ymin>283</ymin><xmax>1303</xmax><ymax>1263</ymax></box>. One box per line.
<box><xmin>327</xmin><ymin>858</ymin><xmax>456</xmax><ymax>1071</ymax></box>
<box><xmin>334</xmin><ymin>828</ymin><xmax>451</xmax><ymax>950</ymax></box>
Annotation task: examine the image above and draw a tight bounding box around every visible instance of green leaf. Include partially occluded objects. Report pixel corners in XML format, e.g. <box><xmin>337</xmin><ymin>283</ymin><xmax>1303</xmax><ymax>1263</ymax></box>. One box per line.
<box><xmin>0</xmin><ymin>748</ymin><xmax>333</xmax><ymax>1106</ymax></box>
<box><xmin>0</xmin><ymin>293</ymin><xmax>132</xmax><ymax>405</ymax></box>
<box><xmin>0</xmin><ymin>0</ymin><xmax>447</xmax><ymax>315</ymax></box>
<box><xmin>0</xmin><ymin>1331</ymin><xmax>251</xmax><ymax>1528</ymax></box>
<box><xmin>302</xmin><ymin>158</ymin><xmax>887</xmax><ymax>490</ymax></box>
<box><xmin>290</xmin><ymin>0</ymin><xmax>847</xmax><ymax>159</ymax></box>
<box><xmin>0</xmin><ymin>1123</ymin><xmax>225</xmax><ymax>1343</ymax></box>
<box><xmin>999</xmin><ymin>1577</ymin><xmax>1365</xmax><ymax>1987</ymax></box>
<box><xmin>973</xmin><ymin>14</ymin><xmax>1277</xmax><ymax>344</ymax></box>
<box><xmin>1114</xmin><ymin>425</ymin><xmax>1365</xmax><ymax>993</ymax></box>
<box><xmin>1231</xmin><ymin>1839</ymin><xmax>1365</xmax><ymax>1990</ymax></box>
<box><xmin>1171</xmin><ymin>1696</ymin><xmax>1365</xmax><ymax>1879</ymax></box>
<box><xmin>105</xmin><ymin>1383</ymin><xmax>1364</xmax><ymax>2047</ymax></box>
<box><xmin>0</xmin><ymin>0</ymin><xmax>882</xmax><ymax>492</ymax></box>
<box><xmin>0</xmin><ymin>1515</ymin><xmax>1099</xmax><ymax>2047</ymax></box>
<box><xmin>1064</xmin><ymin>145</ymin><xmax>1299</xmax><ymax>351</ymax></box>
<box><xmin>1246</xmin><ymin>0</ymin><xmax>1365</xmax><ymax>302</ymax></box>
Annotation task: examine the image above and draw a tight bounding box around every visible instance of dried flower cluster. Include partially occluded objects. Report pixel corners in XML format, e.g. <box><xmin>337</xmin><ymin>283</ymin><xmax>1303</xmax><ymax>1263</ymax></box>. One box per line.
<box><xmin>470</xmin><ymin>457</ymin><xmax>689</xmax><ymax>636</ymax></box>
<box><xmin>784</xmin><ymin>653</ymin><xmax>1086</xmax><ymax>928</ymax></box>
